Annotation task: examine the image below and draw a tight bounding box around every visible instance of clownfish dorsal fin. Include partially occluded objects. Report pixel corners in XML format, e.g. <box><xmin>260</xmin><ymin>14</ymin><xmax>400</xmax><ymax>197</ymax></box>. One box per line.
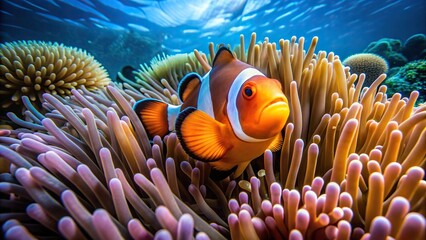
<box><xmin>175</xmin><ymin>107</ymin><xmax>230</xmax><ymax>162</ymax></box>
<box><xmin>212</xmin><ymin>47</ymin><xmax>235</xmax><ymax>68</ymax></box>
<box><xmin>178</xmin><ymin>73</ymin><xmax>202</xmax><ymax>102</ymax></box>
<box><xmin>267</xmin><ymin>133</ymin><xmax>283</xmax><ymax>152</ymax></box>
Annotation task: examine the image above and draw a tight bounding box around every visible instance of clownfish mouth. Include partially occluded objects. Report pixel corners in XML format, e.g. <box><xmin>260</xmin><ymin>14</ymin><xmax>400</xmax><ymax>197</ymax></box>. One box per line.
<box><xmin>252</xmin><ymin>96</ymin><xmax>289</xmax><ymax>135</ymax></box>
<box><xmin>268</xmin><ymin>97</ymin><xmax>287</xmax><ymax>107</ymax></box>
<box><xmin>258</xmin><ymin>97</ymin><xmax>288</xmax><ymax>122</ymax></box>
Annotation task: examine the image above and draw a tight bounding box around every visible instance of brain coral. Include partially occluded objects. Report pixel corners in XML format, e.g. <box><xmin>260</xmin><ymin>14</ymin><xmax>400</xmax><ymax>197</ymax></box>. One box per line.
<box><xmin>0</xmin><ymin>41</ymin><xmax>111</xmax><ymax>111</ymax></box>
<box><xmin>343</xmin><ymin>53</ymin><xmax>388</xmax><ymax>86</ymax></box>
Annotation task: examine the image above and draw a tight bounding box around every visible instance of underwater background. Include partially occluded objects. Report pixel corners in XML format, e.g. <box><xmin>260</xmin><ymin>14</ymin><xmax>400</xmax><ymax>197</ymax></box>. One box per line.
<box><xmin>1</xmin><ymin>0</ymin><xmax>425</xmax><ymax>77</ymax></box>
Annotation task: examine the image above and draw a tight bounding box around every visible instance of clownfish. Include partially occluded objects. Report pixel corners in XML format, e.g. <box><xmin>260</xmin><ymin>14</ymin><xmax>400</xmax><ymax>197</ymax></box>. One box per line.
<box><xmin>134</xmin><ymin>47</ymin><xmax>290</xmax><ymax>180</ymax></box>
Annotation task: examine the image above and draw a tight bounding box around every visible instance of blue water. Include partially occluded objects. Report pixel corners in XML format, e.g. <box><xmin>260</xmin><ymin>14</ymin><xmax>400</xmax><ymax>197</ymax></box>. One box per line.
<box><xmin>1</xmin><ymin>0</ymin><xmax>425</xmax><ymax>77</ymax></box>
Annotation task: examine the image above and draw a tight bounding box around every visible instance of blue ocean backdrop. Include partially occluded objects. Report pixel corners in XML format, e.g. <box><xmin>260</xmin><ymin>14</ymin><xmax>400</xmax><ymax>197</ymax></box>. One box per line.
<box><xmin>1</xmin><ymin>0</ymin><xmax>425</xmax><ymax>77</ymax></box>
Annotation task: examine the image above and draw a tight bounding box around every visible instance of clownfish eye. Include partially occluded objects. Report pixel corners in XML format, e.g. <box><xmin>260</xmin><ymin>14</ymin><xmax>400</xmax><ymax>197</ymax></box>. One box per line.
<box><xmin>243</xmin><ymin>85</ymin><xmax>256</xmax><ymax>99</ymax></box>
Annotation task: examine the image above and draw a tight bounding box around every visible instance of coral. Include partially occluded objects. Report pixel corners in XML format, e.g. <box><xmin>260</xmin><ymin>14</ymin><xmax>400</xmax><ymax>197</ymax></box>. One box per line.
<box><xmin>0</xmin><ymin>34</ymin><xmax>425</xmax><ymax>240</ymax></box>
<box><xmin>0</xmin><ymin>41</ymin><xmax>111</xmax><ymax>112</ymax></box>
<box><xmin>364</xmin><ymin>34</ymin><xmax>426</xmax><ymax>69</ymax></box>
<box><xmin>364</xmin><ymin>38</ymin><xmax>407</xmax><ymax>68</ymax></box>
<box><xmin>386</xmin><ymin>59</ymin><xmax>426</xmax><ymax>104</ymax></box>
<box><xmin>402</xmin><ymin>33</ymin><xmax>426</xmax><ymax>61</ymax></box>
<box><xmin>365</xmin><ymin>38</ymin><xmax>403</xmax><ymax>54</ymax></box>
<box><xmin>342</xmin><ymin>53</ymin><xmax>388</xmax><ymax>86</ymax></box>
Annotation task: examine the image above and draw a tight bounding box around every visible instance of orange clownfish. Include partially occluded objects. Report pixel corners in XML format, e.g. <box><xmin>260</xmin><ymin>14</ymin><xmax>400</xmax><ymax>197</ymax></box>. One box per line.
<box><xmin>134</xmin><ymin>47</ymin><xmax>290</xmax><ymax>180</ymax></box>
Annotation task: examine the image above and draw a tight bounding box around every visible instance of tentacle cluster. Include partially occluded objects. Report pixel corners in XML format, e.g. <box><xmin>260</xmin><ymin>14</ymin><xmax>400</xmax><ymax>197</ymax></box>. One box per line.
<box><xmin>0</xmin><ymin>41</ymin><xmax>110</xmax><ymax>111</ymax></box>
<box><xmin>1</xmin><ymin>34</ymin><xmax>425</xmax><ymax>239</ymax></box>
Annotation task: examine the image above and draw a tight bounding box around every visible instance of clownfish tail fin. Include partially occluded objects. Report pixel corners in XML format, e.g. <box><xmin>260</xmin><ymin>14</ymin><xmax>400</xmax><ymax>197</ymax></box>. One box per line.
<box><xmin>133</xmin><ymin>98</ymin><xmax>181</xmax><ymax>139</ymax></box>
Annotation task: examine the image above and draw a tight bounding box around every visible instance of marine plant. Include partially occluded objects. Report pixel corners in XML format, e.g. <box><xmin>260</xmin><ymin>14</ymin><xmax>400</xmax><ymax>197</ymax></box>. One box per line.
<box><xmin>0</xmin><ymin>41</ymin><xmax>110</xmax><ymax>113</ymax></box>
<box><xmin>1</xmin><ymin>33</ymin><xmax>425</xmax><ymax>240</ymax></box>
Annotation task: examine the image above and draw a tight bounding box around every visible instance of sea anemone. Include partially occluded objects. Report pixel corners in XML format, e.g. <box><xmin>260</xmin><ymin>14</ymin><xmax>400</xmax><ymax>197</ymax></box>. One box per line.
<box><xmin>0</xmin><ymin>40</ymin><xmax>111</xmax><ymax>111</ymax></box>
<box><xmin>1</xmin><ymin>33</ymin><xmax>425</xmax><ymax>240</ymax></box>
<box><xmin>118</xmin><ymin>52</ymin><xmax>204</xmax><ymax>105</ymax></box>
<box><xmin>342</xmin><ymin>53</ymin><xmax>388</xmax><ymax>86</ymax></box>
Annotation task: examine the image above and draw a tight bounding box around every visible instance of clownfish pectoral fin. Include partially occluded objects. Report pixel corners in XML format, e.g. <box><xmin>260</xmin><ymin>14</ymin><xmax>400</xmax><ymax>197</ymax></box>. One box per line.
<box><xmin>176</xmin><ymin>107</ymin><xmax>229</xmax><ymax>162</ymax></box>
<box><xmin>267</xmin><ymin>133</ymin><xmax>283</xmax><ymax>152</ymax></box>
<box><xmin>134</xmin><ymin>98</ymin><xmax>179</xmax><ymax>139</ymax></box>
<box><xmin>210</xmin><ymin>165</ymin><xmax>238</xmax><ymax>181</ymax></box>
<box><xmin>178</xmin><ymin>73</ymin><xmax>201</xmax><ymax>102</ymax></box>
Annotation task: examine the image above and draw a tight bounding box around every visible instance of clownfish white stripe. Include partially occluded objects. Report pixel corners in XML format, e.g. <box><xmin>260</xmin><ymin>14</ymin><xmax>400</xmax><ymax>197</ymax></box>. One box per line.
<box><xmin>167</xmin><ymin>104</ymin><xmax>181</xmax><ymax>131</ymax></box>
<box><xmin>197</xmin><ymin>71</ymin><xmax>215</xmax><ymax>119</ymax></box>
<box><xmin>227</xmin><ymin>68</ymin><xmax>269</xmax><ymax>142</ymax></box>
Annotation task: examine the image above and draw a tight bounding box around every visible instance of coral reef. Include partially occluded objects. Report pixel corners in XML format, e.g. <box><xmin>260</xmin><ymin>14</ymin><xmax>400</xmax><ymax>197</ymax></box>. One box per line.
<box><xmin>348</xmin><ymin>33</ymin><xmax>426</xmax><ymax>106</ymax></box>
<box><xmin>0</xmin><ymin>10</ymin><xmax>165</xmax><ymax>81</ymax></box>
<box><xmin>386</xmin><ymin>59</ymin><xmax>426</xmax><ymax>104</ymax></box>
<box><xmin>402</xmin><ymin>33</ymin><xmax>426</xmax><ymax>61</ymax></box>
<box><xmin>1</xmin><ymin>34</ymin><xmax>425</xmax><ymax>240</ymax></box>
<box><xmin>0</xmin><ymin>41</ymin><xmax>110</xmax><ymax>113</ymax></box>
<box><xmin>342</xmin><ymin>53</ymin><xmax>388</xmax><ymax>86</ymax></box>
<box><xmin>364</xmin><ymin>37</ymin><xmax>407</xmax><ymax>68</ymax></box>
<box><xmin>364</xmin><ymin>33</ymin><xmax>426</xmax><ymax>68</ymax></box>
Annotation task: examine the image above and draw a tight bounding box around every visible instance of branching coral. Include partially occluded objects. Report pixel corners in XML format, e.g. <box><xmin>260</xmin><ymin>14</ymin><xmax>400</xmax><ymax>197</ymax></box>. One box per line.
<box><xmin>0</xmin><ymin>41</ymin><xmax>111</xmax><ymax>111</ymax></box>
<box><xmin>1</xmin><ymin>33</ymin><xmax>425</xmax><ymax>240</ymax></box>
